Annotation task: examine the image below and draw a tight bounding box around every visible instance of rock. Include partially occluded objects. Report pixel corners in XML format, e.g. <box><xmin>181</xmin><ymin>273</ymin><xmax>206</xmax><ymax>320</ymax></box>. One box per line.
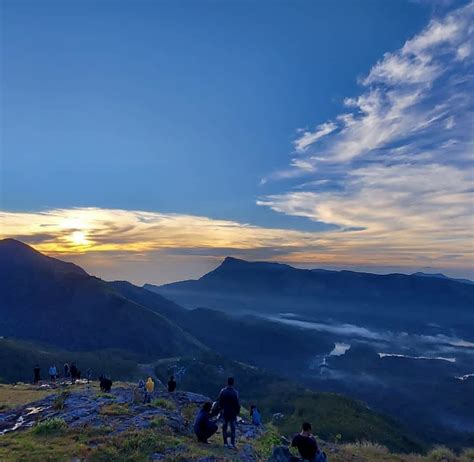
<box><xmin>268</xmin><ymin>446</ymin><xmax>300</xmax><ymax>462</ymax></box>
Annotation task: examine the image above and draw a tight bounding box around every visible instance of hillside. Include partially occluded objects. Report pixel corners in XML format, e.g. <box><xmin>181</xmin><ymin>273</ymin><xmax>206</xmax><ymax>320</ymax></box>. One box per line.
<box><xmin>152</xmin><ymin>355</ymin><xmax>422</xmax><ymax>453</ymax></box>
<box><xmin>0</xmin><ymin>338</ymin><xmax>140</xmax><ymax>384</ymax></box>
<box><xmin>0</xmin><ymin>239</ymin><xmax>205</xmax><ymax>358</ymax></box>
<box><xmin>111</xmin><ymin>280</ymin><xmax>334</xmax><ymax>375</ymax></box>
<box><xmin>0</xmin><ymin>382</ymin><xmax>473</xmax><ymax>462</ymax></box>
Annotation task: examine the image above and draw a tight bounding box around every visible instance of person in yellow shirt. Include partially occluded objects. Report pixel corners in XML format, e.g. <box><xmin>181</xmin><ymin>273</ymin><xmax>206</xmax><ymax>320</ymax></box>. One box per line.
<box><xmin>144</xmin><ymin>377</ymin><xmax>154</xmax><ymax>403</ymax></box>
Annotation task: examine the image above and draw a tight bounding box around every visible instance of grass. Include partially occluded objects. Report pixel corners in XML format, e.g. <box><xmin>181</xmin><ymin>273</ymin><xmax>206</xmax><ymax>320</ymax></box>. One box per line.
<box><xmin>149</xmin><ymin>398</ymin><xmax>176</xmax><ymax>411</ymax></box>
<box><xmin>33</xmin><ymin>418</ymin><xmax>67</xmax><ymax>436</ymax></box>
<box><xmin>0</xmin><ymin>383</ymin><xmax>54</xmax><ymax>409</ymax></box>
<box><xmin>99</xmin><ymin>403</ymin><xmax>131</xmax><ymax>416</ymax></box>
<box><xmin>253</xmin><ymin>426</ymin><xmax>282</xmax><ymax>459</ymax></box>
<box><xmin>53</xmin><ymin>391</ymin><xmax>70</xmax><ymax>410</ymax></box>
<box><xmin>89</xmin><ymin>430</ymin><xmax>179</xmax><ymax>462</ymax></box>
<box><xmin>96</xmin><ymin>392</ymin><xmax>115</xmax><ymax>400</ymax></box>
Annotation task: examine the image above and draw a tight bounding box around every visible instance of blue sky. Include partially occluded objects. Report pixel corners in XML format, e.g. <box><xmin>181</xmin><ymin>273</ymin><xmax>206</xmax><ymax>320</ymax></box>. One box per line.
<box><xmin>1</xmin><ymin>0</ymin><xmax>473</xmax><ymax>284</ymax></box>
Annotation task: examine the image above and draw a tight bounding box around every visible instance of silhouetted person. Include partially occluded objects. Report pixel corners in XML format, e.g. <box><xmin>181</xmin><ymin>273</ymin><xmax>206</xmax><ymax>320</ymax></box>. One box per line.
<box><xmin>64</xmin><ymin>363</ymin><xmax>70</xmax><ymax>378</ymax></box>
<box><xmin>70</xmin><ymin>363</ymin><xmax>78</xmax><ymax>383</ymax></box>
<box><xmin>99</xmin><ymin>375</ymin><xmax>112</xmax><ymax>393</ymax></box>
<box><xmin>168</xmin><ymin>375</ymin><xmax>176</xmax><ymax>392</ymax></box>
<box><xmin>33</xmin><ymin>365</ymin><xmax>41</xmax><ymax>384</ymax></box>
<box><xmin>292</xmin><ymin>422</ymin><xmax>319</xmax><ymax>462</ymax></box>
<box><xmin>218</xmin><ymin>377</ymin><xmax>240</xmax><ymax>448</ymax></box>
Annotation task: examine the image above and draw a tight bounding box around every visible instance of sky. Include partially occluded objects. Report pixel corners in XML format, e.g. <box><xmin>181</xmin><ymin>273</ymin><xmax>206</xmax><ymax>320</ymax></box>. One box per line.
<box><xmin>1</xmin><ymin>0</ymin><xmax>473</xmax><ymax>285</ymax></box>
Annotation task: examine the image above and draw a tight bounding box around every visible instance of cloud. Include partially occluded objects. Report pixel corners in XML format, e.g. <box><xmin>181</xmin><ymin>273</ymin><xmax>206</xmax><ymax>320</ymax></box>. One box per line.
<box><xmin>258</xmin><ymin>2</ymin><xmax>474</xmax><ymax>274</ymax></box>
<box><xmin>294</xmin><ymin>122</ymin><xmax>337</xmax><ymax>153</ymax></box>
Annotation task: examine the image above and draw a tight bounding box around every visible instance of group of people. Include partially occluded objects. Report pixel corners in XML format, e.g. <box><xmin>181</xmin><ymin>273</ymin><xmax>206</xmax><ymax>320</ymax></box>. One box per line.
<box><xmin>33</xmin><ymin>362</ymin><xmax>88</xmax><ymax>384</ymax></box>
<box><xmin>138</xmin><ymin>375</ymin><xmax>177</xmax><ymax>404</ymax></box>
<box><xmin>193</xmin><ymin>377</ymin><xmax>326</xmax><ymax>461</ymax></box>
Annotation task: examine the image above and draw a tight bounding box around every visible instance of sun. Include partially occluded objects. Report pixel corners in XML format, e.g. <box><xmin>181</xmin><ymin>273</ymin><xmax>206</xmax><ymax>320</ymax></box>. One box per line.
<box><xmin>70</xmin><ymin>230</ymin><xmax>88</xmax><ymax>246</ymax></box>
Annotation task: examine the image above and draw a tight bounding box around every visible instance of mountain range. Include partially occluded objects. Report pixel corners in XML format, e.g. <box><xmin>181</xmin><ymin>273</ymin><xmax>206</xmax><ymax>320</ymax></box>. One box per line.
<box><xmin>148</xmin><ymin>256</ymin><xmax>474</xmax><ymax>338</ymax></box>
<box><xmin>1</xmin><ymin>238</ymin><xmax>473</xmax><ymax>450</ymax></box>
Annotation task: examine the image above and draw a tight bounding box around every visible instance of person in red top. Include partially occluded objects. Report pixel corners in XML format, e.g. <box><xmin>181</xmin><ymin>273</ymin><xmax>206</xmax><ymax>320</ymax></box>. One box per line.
<box><xmin>291</xmin><ymin>422</ymin><xmax>319</xmax><ymax>462</ymax></box>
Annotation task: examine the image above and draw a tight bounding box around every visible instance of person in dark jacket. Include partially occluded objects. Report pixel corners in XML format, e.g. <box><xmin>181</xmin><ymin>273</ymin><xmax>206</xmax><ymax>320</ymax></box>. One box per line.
<box><xmin>218</xmin><ymin>377</ymin><xmax>240</xmax><ymax>448</ymax></box>
<box><xmin>70</xmin><ymin>363</ymin><xmax>78</xmax><ymax>383</ymax></box>
<box><xmin>64</xmin><ymin>363</ymin><xmax>70</xmax><ymax>378</ymax></box>
<box><xmin>167</xmin><ymin>375</ymin><xmax>176</xmax><ymax>392</ymax></box>
<box><xmin>194</xmin><ymin>402</ymin><xmax>218</xmax><ymax>443</ymax></box>
<box><xmin>33</xmin><ymin>365</ymin><xmax>41</xmax><ymax>384</ymax></box>
<box><xmin>291</xmin><ymin>422</ymin><xmax>319</xmax><ymax>462</ymax></box>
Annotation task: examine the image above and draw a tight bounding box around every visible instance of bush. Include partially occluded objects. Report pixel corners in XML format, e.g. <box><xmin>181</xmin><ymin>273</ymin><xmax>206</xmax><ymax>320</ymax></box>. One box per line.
<box><xmin>33</xmin><ymin>418</ymin><xmax>67</xmax><ymax>435</ymax></box>
<box><xmin>53</xmin><ymin>391</ymin><xmax>70</xmax><ymax>410</ymax></box>
<box><xmin>344</xmin><ymin>441</ymin><xmax>389</xmax><ymax>455</ymax></box>
<box><xmin>427</xmin><ymin>446</ymin><xmax>457</xmax><ymax>461</ymax></box>
<box><xmin>149</xmin><ymin>416</ymin><xmax>167</xmax><ymax>428</ymax></box>
<box><xmin>90</xmin><ymin>430</ymin><xmax>172</xmax><ymax>462</ymax></box>
<box><xmin>150</xmin><ymin>398</ymin><xmax>175</xmax><ymax>411</ymax></box>
<box><xmin>461</xmin><ymin>448</ymin><xmax>474</xmax><ymax>462</ymax></box>
<box><xmin>99</xmin><ymin>403</ymin><xmax>131</xmax><ymax>416</ymax></box>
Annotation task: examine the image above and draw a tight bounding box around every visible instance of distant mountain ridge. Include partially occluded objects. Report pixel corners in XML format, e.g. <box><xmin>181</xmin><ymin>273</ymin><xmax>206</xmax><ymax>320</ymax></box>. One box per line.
<box><xmin>147</xmin><ymin>256</ymin><xmax>474</xmax><ymax>337</ymax></box>
<box><xmin>411</xmin><ymin>271</ymin><xmax>474</xmax><ymax>285</ymax></box>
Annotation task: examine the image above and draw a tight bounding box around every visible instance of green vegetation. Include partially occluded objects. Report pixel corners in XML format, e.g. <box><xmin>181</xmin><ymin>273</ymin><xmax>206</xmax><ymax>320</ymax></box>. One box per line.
<box><xmin>99</xmin><ymin>403</ymin><xmax>131</xmax><ymax>416</ymax></box>
<box><xmin>154</xmin><ymin>355</ymin><xmax>423</xmax><ymax>453</ymax></box>
<box><xmin>96</xmin><ymin>392</ymin><xmax>115</xmax><ymax>399</ymax></box>
<box><xmin>53</xmin><ymin>391</ymin><xmax>70</xmax><ymax>410</ymax></box>
<box><xmin>33</xmin><ymin>418</ymin><xmax>67</xmax><ymax>436</ymax></box>
<box><xmin>150</xmin><ymin>397</ymin><xmax>176</xmax><ymax>411</ymax></box>
<box><xmin>0</xmin><ymin>383</ymin><xmax>54</xmax><ymax>409</ymax></box>
<box><xmin>89</xmin><ymin>430</ymin><xmax>177</xmax><ymax>462</ymax></box>
<box><xmin>0</xmin><ymin>337</ymin><xmax>139</xmax><ymax>384</ymax></box>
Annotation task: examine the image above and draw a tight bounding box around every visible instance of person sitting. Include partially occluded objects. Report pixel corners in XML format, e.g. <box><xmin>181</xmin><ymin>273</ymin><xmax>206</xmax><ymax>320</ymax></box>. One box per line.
<box><xmin>291</xmin><ymin>422</ymin><xmax>320</xmax><ymax>462</ymax></box>
<box><xmin>168</xmin><ymin>375</ymin><xmax>177</xmax><ymax>392</ymax></box>
<box><xmin>250</xmin><ymin>404</ymin><xmax>261</xmax><ymax>426</ymax></box>
<box><xmin>194</xmin><ymin>402</ymin><xmax>218</xmax><ymax>444</ymax></box>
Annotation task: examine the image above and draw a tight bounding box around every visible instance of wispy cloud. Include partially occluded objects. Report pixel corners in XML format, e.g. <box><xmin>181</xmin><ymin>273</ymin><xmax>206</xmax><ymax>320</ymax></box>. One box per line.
<box><xmin>1</xmin><ymin>205</ymin><xmax>472</xmax><ymax>284</ymax></box>
<box><xmin>258</xmin><ymin>2</ymin><xmax>474</xmax><ymax>273</ymax></box>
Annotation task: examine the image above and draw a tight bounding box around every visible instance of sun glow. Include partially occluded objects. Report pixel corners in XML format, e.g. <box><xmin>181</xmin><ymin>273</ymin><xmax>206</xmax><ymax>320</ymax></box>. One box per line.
<box><xmin>70</xmin><ymin>230</ymin><xmax>88</xmax><ymax>246</ymax></box>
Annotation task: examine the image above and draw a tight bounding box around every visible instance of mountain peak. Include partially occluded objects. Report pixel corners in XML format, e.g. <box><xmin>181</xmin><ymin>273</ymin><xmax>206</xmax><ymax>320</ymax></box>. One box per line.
<box><xmin>0</xmin><ymin>238</ymin><xmax>87</xmax><ymax>276</ymax></box>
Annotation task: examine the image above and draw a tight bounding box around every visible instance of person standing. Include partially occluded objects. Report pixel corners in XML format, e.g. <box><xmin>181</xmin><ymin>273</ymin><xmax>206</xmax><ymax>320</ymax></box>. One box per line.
<box><xmin>70</xmin><ymin>363</ymin><xmax>78</xmax><ymax>383</ymax></box>
<box><xmin>33</xmin><ymin>364</ymin><xmax>41</xmax><ymax>384</ymax></box>
<box><xmin>144</xmin><ymin>377</ymin><xmax>154</xmax><ymax>403</ymax></box>
<box><xmin>64</xmin><ymin>363</ymin><xmax>69</xmax><ymax>379</ymax></box>
<box><xmin>167</xmin><ymin>375</ymin><xmax>176</xmax><ymax>392</ymax></box>
<box><xmin>218</xmin><ymin>377</ymin><xmax>240</xmax><ymax>449</ymax></box>
<box><xmin>49</xmin><ymin>365</ymin><xmax>57</xmax><ymax>383</ymax></box>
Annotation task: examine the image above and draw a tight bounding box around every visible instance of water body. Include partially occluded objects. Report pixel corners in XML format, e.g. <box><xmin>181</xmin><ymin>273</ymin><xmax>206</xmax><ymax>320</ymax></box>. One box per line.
<box><xmin>378</xmin><ymin>353</ymin><xmax>456</xmax><ymax>363</ymax></box>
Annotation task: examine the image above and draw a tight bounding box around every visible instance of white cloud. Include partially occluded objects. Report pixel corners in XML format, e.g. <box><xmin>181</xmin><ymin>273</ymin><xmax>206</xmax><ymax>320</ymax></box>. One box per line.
<box><xmin>259</xmin><ymin>2</ymin><xmax>474</xmax><ymax>274</ymax></box>
<box><xmin>294</xmin><ymin>122</ymin><xmax>337</xmax><ymax>153</ymax></box>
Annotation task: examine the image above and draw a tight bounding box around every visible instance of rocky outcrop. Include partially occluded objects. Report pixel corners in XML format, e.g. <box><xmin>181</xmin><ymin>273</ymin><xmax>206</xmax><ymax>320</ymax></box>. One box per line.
<box><xmin>268</xmin><ymin>446</ymin><xmax>300</xmax><ymax>462</ymax></box>
<box><xmin>0</xmin><ymin>384</ymin><xmax>266</xmax><ymax>461</ymax></box>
